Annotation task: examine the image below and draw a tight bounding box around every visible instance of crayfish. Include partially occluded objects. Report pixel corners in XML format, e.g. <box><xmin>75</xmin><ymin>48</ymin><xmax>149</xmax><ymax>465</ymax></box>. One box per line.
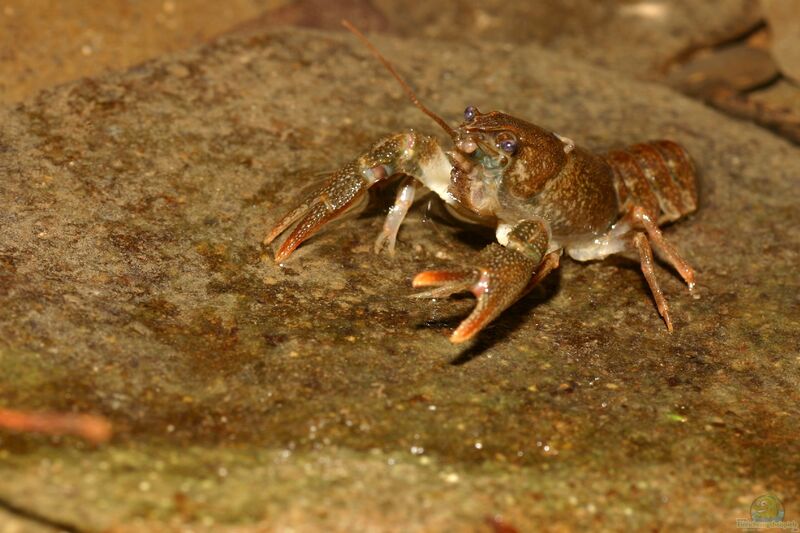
<box><xmin>265</xmin><ymin>22</ymin><xmax>698</xmax><ymax>343</ymax></box>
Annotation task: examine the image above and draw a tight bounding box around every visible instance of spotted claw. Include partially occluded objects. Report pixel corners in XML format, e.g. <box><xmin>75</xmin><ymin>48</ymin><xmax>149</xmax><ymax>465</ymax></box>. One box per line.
<box><xmin>265</xmin><ymin>132</ymin><xmax>433</xmax><ymax>262</ymax></box>
<box><xmin>264</xmin><ymin>162</ymin><xmax>371</xmax><ymax>262</ymax></box>
<box><xmin>412</xmin><ymin>244</ymin><xmax>549</xmax><ymax>343</ymax></box>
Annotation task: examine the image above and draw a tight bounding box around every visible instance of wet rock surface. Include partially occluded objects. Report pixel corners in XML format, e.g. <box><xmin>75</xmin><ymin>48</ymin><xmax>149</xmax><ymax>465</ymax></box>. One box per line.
<box><xmin>0</xmin><ymin>27</ymin><xmax>798</xmax><ymax>530</ymax></box>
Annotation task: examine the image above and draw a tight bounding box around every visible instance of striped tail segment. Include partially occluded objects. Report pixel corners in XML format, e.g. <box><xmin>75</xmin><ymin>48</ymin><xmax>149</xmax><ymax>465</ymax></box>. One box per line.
<box><xmin>604</xmin><ymin>140</ymin><xmax>698</xmax><ymax>224</ymax></box>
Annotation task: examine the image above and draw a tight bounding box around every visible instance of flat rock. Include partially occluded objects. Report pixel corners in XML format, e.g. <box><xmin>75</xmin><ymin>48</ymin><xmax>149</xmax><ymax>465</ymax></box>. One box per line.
<box><xmin>0</xmin><ymin>27</ymin><xmax>798</xmax><ymax>531</ymax></box>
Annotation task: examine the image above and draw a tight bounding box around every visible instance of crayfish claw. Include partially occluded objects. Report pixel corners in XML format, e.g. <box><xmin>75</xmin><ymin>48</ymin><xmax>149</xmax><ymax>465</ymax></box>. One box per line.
<box><xmin>414</xmin><ymin>244</ymin><xmax>544</xmax><ymax>343</ymax></box>
<box><xmin>264</xmin><ymin>202</ymin><xmax>312</xmax><ymax>246</ymax></box>
<box><xmin>411</xmin><ymin>269</ymin><xmax>477</xmax><ymax>299</ymax></box>
<box><xmin>273</xmin><ymin>200</ymin><xmax>335</xmax><ymax>262</ymax></box>
<box><xmin>265</xmin><ymin>162</ymin><xmax>369</xmax><ymax>262</ymax></box>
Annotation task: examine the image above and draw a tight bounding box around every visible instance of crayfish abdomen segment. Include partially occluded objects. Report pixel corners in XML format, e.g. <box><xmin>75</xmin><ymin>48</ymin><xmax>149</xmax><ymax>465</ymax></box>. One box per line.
<box><xmin>605</xmin><ymin>140</ymin><xmax>698</xmax><ymax>225</ymax></box>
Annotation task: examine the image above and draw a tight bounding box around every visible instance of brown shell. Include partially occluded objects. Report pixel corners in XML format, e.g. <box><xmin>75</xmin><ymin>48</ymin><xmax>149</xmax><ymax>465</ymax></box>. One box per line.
<box><xmin>605</xmin><ymin>140</ymin><xmax>698</xmax><ymax>224</ymax></box>
<box><xmin>464</xmin><ymin>112</ymin><xmax>567</xmax><ymax>199</ymax></box>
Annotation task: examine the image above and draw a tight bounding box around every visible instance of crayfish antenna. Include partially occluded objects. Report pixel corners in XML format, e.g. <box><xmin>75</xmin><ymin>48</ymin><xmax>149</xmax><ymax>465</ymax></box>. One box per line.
<box><xmin>341</xmin><ymin>19</ymin><xmax>456</xmax><ymax>138</ymax></box>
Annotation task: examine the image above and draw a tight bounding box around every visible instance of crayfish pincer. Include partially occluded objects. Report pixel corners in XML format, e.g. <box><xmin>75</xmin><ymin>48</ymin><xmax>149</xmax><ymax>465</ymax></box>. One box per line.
<box><xmin>264</xmin><ymin>22</ymin><xmax>698</xmax><ymax>344</ymax></box>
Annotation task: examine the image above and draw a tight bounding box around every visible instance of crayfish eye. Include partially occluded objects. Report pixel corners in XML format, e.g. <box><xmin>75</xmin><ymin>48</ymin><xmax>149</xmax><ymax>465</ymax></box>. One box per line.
<box><xmin>464</xmin><ymin>106</ymin><xmax>478</xmax><ymax>122</ymax></box>
<box><xmin>497</xmin><ymin>133</ymin><xmax>518</xmax><ymax>155</ymax></box>
<box><xmin>499</xmin><ymin>139</ymin><xmax>517</xmax><ymax>154</ymax></box>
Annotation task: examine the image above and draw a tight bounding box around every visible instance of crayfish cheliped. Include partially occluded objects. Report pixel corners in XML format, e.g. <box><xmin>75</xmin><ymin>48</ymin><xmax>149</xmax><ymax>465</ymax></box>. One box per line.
<box><xmin>264</xmin><ymin>22</ymin><xmax>698</xmax><ymax>343</ymax></box>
